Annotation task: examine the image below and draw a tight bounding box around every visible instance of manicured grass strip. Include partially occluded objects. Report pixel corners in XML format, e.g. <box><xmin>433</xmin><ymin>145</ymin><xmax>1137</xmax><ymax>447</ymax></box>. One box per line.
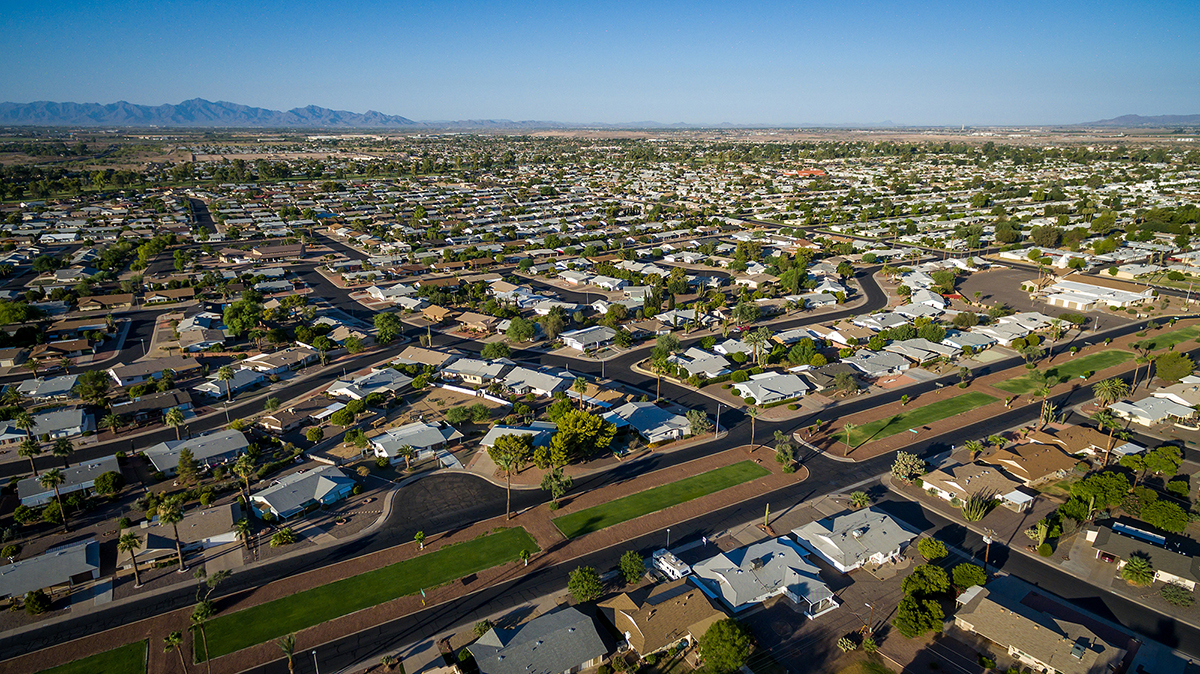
<box><xmin>199</xmin><ymin>527</ymin><xmax>539</xmax><ymax>661</ymax></box>
<box><xmin>552</xmin><ymin>461</ymin><xmax>771</xmax><ymax>539</ymax></box>
<box><xmin>993</xmin><ymin>349</ymin><xmax>1132</xmax><ymax>394</ymax></box>
<box><xmin>37</xmin><ymin>640</ymin><xmax>146</xmax><ymax>674</ymax></box>
<box><xmin>840</xmin><ymin>391</ymin><xmax>997</xmax><ymax>447</ymax></box>
<box><xmin>1132</xmin><ymin>326</ymin><xmax>1200</xmax><ymax>352</ymax></box>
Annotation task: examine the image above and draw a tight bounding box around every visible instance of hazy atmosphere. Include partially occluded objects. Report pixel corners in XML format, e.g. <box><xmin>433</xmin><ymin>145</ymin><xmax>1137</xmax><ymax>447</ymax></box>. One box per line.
<box><xmin>5</xmin><ymin>0</ymin><xmax>1199</xmax><ymax>125</ymax></box>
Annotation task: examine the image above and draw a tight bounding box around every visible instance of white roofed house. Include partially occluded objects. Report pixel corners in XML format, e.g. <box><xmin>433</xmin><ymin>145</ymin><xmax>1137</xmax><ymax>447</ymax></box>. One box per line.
<box><xmin>18</xmin><ymin>456</ymin><xmax>120</xmax><ymax>506</ymax></box>
<box><xmin>592</xmin><ymin>275</ymin><xmax>627</xmax><ymax>291</ymax></box>
<box><xmin>371</xmin><ymin>421</ymin><xmax>463</xmax><ymax>465</ymax></box>
<box><xmin>250</xmin><ymin>466</ymin><xmax>357</xmax><ymax>520</ymax></box>
<box><xmin>1110</xmin><ymin>397</ymin><xmax>1196</xmax><ymax>427</ymax></box>
<box><xmin>842</xmin><ymin>349</ymin><xmax>911</xmax><ymax>378</ymax></box>
<box><xmin>713</xmin><ymin>338</ymin><xmax>753</xmax><ymax>356</ymax></box>
<box><xmin>603</xmin><ymin>402</ymin><xmax>690</xmax><ymax>444</ymax></box>
<box><xmin>667</xmin><ymin>347</ymin><xmax>731</xmax><ymax>379</ymax></box>
<box><xmin>0</xmin><ymin>539</ymin><xmax>99</xmax><ymax>601</ymax></box>
<box><xmin>144</xmin><ymin>429</ymin><xmax>249</xmax><ymax>475</ymax></box>
<box><xmin>14</xmin><ymin>375</ymin><xmax>78</xmax><ymax>401</ymax></box>
<box><xmin>327</xmin><ymin>368</ymin><xmax>413</xmax><ymax>400</ymax></box>
<box><xmin>238</xmin><ymin>347</ymin><xmax>319</xmax><ymax>375</ymax></box>
<box><xmin>692</xmin><ymin>537</ymin><xmax>838</xmax><ymax>618</ymax></box>
<box><xmin>884</xmin><ymin>338</ymin><xmax>960</xmax><ymax>364</ymax></box>
<box><xmin>560</xmin><ymin>326</ymin><xmax>617</xmax><ymax>352</ymax></box>
<box><xmin>440</xmin><ymin>357</ymin><xmax>510</xmax><ymax>385</ymax></box>
<box><xmin>909</xmin><ymin>288</ymin><xmax>947</xmax><ymax>310</ymax></box>
<box><xmin>479</xmin><ymin>421</ymin><xmax>558</xmax><ymax>449</ymax></box>
<box><xmin>791</xmin><ymin>507</ymin><xmax>916</xmax><ymax>573</ymax></box>
<box><xmin>732</xmin><ymin>372</ymin><xmax>810</xmax><ymax>405</ymax></box>
<box><xmin>502</xmin><ymin>366</ymin><xmax>569</xmax><ymax>397</ymax></box>
<box><xmin>194</xmin><ymin>368</ymin><xmax>266</xmax><ymax>399</ymax></box>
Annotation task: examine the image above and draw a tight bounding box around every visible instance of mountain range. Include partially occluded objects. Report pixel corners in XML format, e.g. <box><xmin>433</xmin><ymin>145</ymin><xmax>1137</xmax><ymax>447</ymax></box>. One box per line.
<box><xmin>0</xmin><ymin>99</ymin><xmax>1196</xmax><ymax>129</ymax></box>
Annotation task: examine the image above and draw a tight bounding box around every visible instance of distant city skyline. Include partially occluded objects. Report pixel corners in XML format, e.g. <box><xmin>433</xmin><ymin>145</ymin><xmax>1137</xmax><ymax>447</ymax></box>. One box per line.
<box><xmin>5</xmin><ymin>0</ymin><xmax>1198</xmax><ymax>126</ymax></box>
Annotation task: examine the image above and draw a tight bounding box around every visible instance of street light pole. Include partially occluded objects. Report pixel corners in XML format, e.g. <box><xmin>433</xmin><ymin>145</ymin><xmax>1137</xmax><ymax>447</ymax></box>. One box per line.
<box><xmin>982</xmin><ymin>528</ymin><xmax>996</xmax><ymax>575</ymax></box>
<box><xmin>312</xmin><ymin>650</ymin><xmax>320</xmax><ymax>674</ymax></box>
<box><xmin>714</xmin><ymin>404</ymin><xmax>721</xmax><ymax>438</ymax></box>
<box><xmin>140</xmin><ymin>338</ymin><xmax>146</xmax><ymax>357</ymax></box>
<box><xmin>666</xmin><ymin>528</ymin><xmax>671</xmax><ymax>550</ymax></box>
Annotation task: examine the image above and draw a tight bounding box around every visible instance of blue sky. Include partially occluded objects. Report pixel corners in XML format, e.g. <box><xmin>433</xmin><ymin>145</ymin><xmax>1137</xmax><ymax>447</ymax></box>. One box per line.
<box><xmin>3</xmin><ymin>0</ymin><xmax>1198</xmax><ymax>125</ymax></box>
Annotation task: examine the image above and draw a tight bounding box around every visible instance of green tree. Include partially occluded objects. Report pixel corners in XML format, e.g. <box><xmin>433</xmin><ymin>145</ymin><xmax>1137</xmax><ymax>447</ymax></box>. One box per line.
<box><xmin>306</xmin><ymin>426</ymin><xmax>324</xmax><ymax>444</ymax></box>
<box><xmin>17</xmin><ymin>438</ymin><xmax>41</xmax><ymax>477</ymax></box>
<box><xmin>1142</xmin><ymin>500</ymin><xmax>1189</xmax><ymax>533</ymax></box>
<box><xmin>540</xmin><ymin>466</ymin><xmax>573</xmax><ymax>504</ymax></box>
<box><xmin>159</xmin><ymin>494</ymin><xmax>188</xmax><ymax>572</ymax></box>
<box><xmin>73</xmin><ymin>369</ymin><xmax>111</xmax><ymax>406</ymax></box>
<box><xmin>222</xmin><ymin>299</ymin><xmax>263</xmax><ymax>336</ymax></box>
<box><xmin>164</xmin><ymin>630</ymin><xmax>188</xmax><ymax>674</ymax></box>
<box><xmin>917</xmin><ymin>538</ymin><xmax>947</xmax><ymax>561</ymax></box>
<box><xmin>1154</xmin><ymin>352</ymin><xmax>1194</xmax><ymax>384</ymax></box>
<box><xmin>166</xmin><ymin>407</ymin><xmax>185</xmax><ymax>441</ymax></box>
<box><xmin>102</xmin><ymin>413</ymin><xmax>123</xmax><ymax>437</ymax></box>
<box><xmin>619</xmin><ymin>550</ymin><xmax>644</xmax><ymax>584</ymax></box>
<box><xmin>176</xmin><ymin>448</ymin><xmax>200</xmax><ymax>485</ymax></box>
<box><xmin>890</xmin><ymin>451</ymin><xmax>925</xmax><ymax>482</ymax></box>
<box><xmin>1092</xmin><ymin>377</ymin><xmax>1129</xmax><ymax>408</ymax></box>
<box><xmin>534</xmin><ymin>409</ymin><xmax>616</xmax><ymax>468</ymax></box>
<box><xmin>506</xmin><ymin>317</ymin><xmax>536</xmax><ymax>342</ymax></box>
<box><xmin>232</xmin><ymin>454</ymin><xmax>256</xmax><ymax>506</ymax></box>
<box><xmin>1120</xmin><ymin>554</ymin><xmax>1154</xmax><ymax>586</ymax></box>
<box><xmin>234</xmin><ymin>518</ymin><xmax>253</xmax><ymax>552</ymax></box>
<box><xmin>374</xmin><ymin>312</ymin><xmax>403</xmax><ymax>344</ymax></box>
<box><xmin>686</xmin><ymin>409</ymin><xmax>712</xmax><ymax>436</ymax></box>
<box><xmin>217</xmin><ymin>365</ymin><xmax>236</xmax><ymax>401</ymax></box>
<box><xmin>118</xmin><ymin>530</ymin><xmax>144</xmax><ymax>587</ymax></box>
<box><xmin>567</xmin><ymin>565</ymin><xmax>603</xmax><ymax>603</ymax></box>
<box><xmin>697</xmin><ymin>619</ymin><xmax>753</xmax><ymax>674</ymax></box>
<box><xmin>892</xmin><ymin>595</ymin><xmax>944</xmax><ymax>638</ymax></box>
<box><xmin>489</xmin><ymin>433</ymin><xmax>532</xmax><ymax>520</ymax></box>
<box><xmin>93</xmin><ymin>470</ymin><xmax>125</xmax><ymax>497</ymax></box>
<box><xmin>952</xmin><ymin>563</ymin><xmax>987</xmax><ymax>588</ymax></box>
<box><xmin>481</xmin><ymin>342</ymin><xmax>511</xmax><ymax>360</ymax></box>
<box><xmin>38</xmin><ymin>468</ymin><xmax>69</xmax><ymax>532</ymax></box>
<box><xmin>850</xmin><ymin>491</ymin><xmax>870</xmax><ymax>508</ymax></box>
<box><xmin>902</xmin><ymin>564</ymin><xmax>950</xmax><ymax>597</ymax></box>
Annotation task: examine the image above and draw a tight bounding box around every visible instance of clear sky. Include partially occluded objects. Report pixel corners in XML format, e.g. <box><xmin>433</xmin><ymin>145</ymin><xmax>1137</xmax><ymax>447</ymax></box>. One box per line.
<box><xmin>3</xmin><ymin>0</ymin><xmax>1198</xmax><ymax>125</ymax></box>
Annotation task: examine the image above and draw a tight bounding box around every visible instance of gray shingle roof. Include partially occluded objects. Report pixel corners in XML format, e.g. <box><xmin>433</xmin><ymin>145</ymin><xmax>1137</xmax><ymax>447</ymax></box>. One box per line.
<box><xmin>252</xmin><ymin>466</ymin><xmax>355</xmax><ymax>518</ymax></box>
<box><xmin>791</xmin><ymin>507</ymin><xmax>916</xmax><ymax>571</ymax></box>
<box><xmin>473</xmin><ymin>607</ymin><xmax>608</xmax><ymax>674</ymax></box>
<box><xmin>144</xmin><ymin>429</ymin><xmax>249</xmax><ymax>473</ymax></box>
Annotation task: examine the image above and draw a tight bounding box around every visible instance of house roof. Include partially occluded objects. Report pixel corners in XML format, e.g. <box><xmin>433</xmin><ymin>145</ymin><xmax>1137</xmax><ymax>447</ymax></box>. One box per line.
<box><xmin>394</xmin><ymin>346</ymin><xmax>458</xmax><ymax>368</ymax></box>
<box><xmin>144</xmin><ymin>429</ymin><xmax>249</xmax><ymax>473</ymax></box>
<box><xmin>1092</xmin><ymin>522</ymin><xmax>1200</xmax><ymax>583</ymax></box>
<box><xmin>252</xmin><ymin>466</ymin><xmax>356</xmax><ymax>518</ymax></box>
<box><xmin>112</xmin><ymin>389</ymin><xmax>192</xmax><ymax>417</ymax></box>
<box><xmin>693</xmin><ymin>537</ymin><xmax>833</xmax><ymax>610</ymax></box>
<box><xmin>0</xmin><ymin>539</ymin><xmax>99</xmax><ymax>598</ymax></box>
<box><xmin>18</xmin><ymin>456</ymin><xmax>120</xmax><ymax>503</ymax></box>
<box><xmin>502</xmin><ymin>367</ymin><xmax>568</xmax><ymax>394</ymax></box>
<box><xmin>732</xmin><ymin>372</ymin><xmax>810</xmax><ymax>402</ymax></box>
<box><xmin>597</xmin><ymin>579</ymin><xmax>725</xmax><ymax>654</ymax></box>
<box><xmin>980</xmin><ymin>443</ymin><xmax>1078</xmax><ymax>484</ymax></box>
<box><xmin>372</xmin><ymin>421</ymin><xmax>463</xmax><ymax>455</ymax></box>
<box><xmin>473</xmin><ymin>606</ymin><xmax>609</xmax><ymax>674</ymax></box>
<box><xmin>603</xmin><ymin>402</ymin><xmax>689</xmax><ymax>440</ymax></box>
<box><xmin>791</xmin><ymin>507</ymin><xmax>916</xmax><ymax>571</ymax></box>
<box><xmin>328</xmin><ymin>367</ymin><xmax>413</xmax><ymax>399</ymax></box>
<box><xmin>920</xmin><ymin>463</ymin><xmax>1023</xmax><ymax>501</ymax></box>
<box><xmin>480</xmin><ymin>422</ymin><xmax>558</xmax><ymax>448</ymax></box>
<box><xmin>15</xmin><ymin>374</ymin><xmax>78</xmax><ymax>399</ymax></box>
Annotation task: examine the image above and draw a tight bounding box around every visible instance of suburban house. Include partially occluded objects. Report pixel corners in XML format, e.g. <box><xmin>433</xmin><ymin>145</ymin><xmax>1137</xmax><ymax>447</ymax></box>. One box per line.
<box><xmin>107</xmin><ymin>356</ymin><xmax>202</xmax><ymax>387</ymax></box>
<box><xmin>979</xmin><ymin>443</ymin><xmax>1079</xmax><ymax>487</ymax></box>
<box><xmin>456</xmin><ymin>312</ymin><xmax>499</xmax><ymax>334</ymax></box>
<box><xmin>0</xmin><ymin>347</ymin><xmax>28</xmax><ymax>368</ymax></box>
<box><xmin>370</xmin><ymin>421</ymin><xmax>463</xmax><ymax>465</ymax></box>
<box><xmin>394</xmin><ymin>346</ymin><xmax>459</xmax><ymax>370</ymax></box>
<box><xmin>15</xmin><ymin>375</ymin><xmax>79</xmax><ymax>401</ymax></box>
<box><xmin>560</xmin><ymin>326</ymin><xmax>617</xmax><ymax>352</ymax></box>
<box><xmin>1110</xmin><ymin>397</ymin><xmax>1196</xmax><ymax>426</ymax></box>
<box><xmin>327</xmin><ymin>368</ymin><xmax>413</xmax><ymax>400</ymax></box>
<box><xmin>77</xmin><ymin>293</ymin><xmax>134</xmax><ymax>311</ymax></box>
<box><xmin>954</xmin><ymin>576</ymin><xmax>1127</xmax><ymax>674</ymax></box>
<box><xmin>692</xmin><ymin>537</ymin><xmax>838</xmax><ymax>618</ymax></box>
<box><xmin>143</xmin><ymin>429</ymin><xmax>249</xmax><ymax>475</ymax></box>
<box><xmin>502</xmin><ymin>367</ymin><xmax>569</xmax><ymax>397</ymax></box>
<box><xmin>145</xmin><ymin>287</ymin><xmax>196</xmax><ymax>304</ymax></box>
<box><xmin>239</xmin><ymin>347</ymin><xmax>319</xmax><ymax>375</ymax></box>
<box><xmin>479</xmin><ymin>422</ymin><xmax>558</xmax><ymax>449</ymax></box>
<box><xmin>251</xmin><ymin>466</ymin><xmax>357</xmax><ymax>520</ymax></box>
<box><xmin>1028</xmin><ymin>426</ymin><xmax>1144</xmax><ymax>460</ymax></box>
<box><xmin>1088</xmin><ymin>521</ymin><xmax>1200</xmax><ymax>591</ymax></box>
<box><xmin>19</xmin><ymin>408</ymin><xmax>95</xmax><ymax>440</ymax></box>
<box><xmin>111</xmin><ymin>389</ymin><xmax>193</xmax><ymax>423</ymax></box>
<box><xmin>603</xmin><ymin>402</ymin><xmax>691</xmax><ymax>444</ymax></box>
<box><xmin>194</xmin><ymin>368</ymin><xmax>266</xmax><ymax>399</ymax></box>
<box><xmin>17</xmin><ymin>456</ymin><xmax>120</xmax><ymax>506</ymax></box>
<box><xmin>668</xmin><ymin>347</ymin><xmax>731</xmax><ymax>379</ymax></box>
<box><xmin>259</xmin><ymin>398</ymin><xmax>330</xmax><ymax>434</ymax></box>
<box><xmin>472</xmin><ymin>606</ymin><xmax>610</xmax><ymax>674</ymax></box>
<box><xmin>147</xmin><ymin>503</ymin><xmax>239</xmax><ymax>551</ymax></box>
<box><xmin>732</xmin><ymin>372</ymin><xmax>810</xmax><ymax>405</ymax></box>
<box><xmin>597</xmin><ymin>579</ymin><xmax>724</xmax><ymax>657</ymax></box>
<box><xmin>441</xmin><ymin>358</ymin><xmax>510</xmax><ymax>385</ymax></box>
<box><xmin>179</xmin><ymin>328</ymin><xmax>226</xmax><ymax>352</ymax></box>
<box><xmin>841</xmin><ymin>350</ymin><xmax>911</xmax><ymax>378</ymax></box>
<box><xmin>422</xmin><ymin>305</ymin><xmax>454</xmax><ymax>323</ymax></box>
<box><xmin>792</xmin><ymin>507</ymin><xmax>916</xmax><ymax>573</ymax></box>
<box><xmin>1040</xmin><ymin>276</ymin><xmax>1153</xmax><ymax>311</ymax></box>
<box><xmin>0</xmin><ymin>539</ymin><xmax>100</xmax><ymax>601</ymax></box>
<box><xmin>919</xmin><ymin>463</ymin><xmax>1034</xmax><ymax>513</ymax></box>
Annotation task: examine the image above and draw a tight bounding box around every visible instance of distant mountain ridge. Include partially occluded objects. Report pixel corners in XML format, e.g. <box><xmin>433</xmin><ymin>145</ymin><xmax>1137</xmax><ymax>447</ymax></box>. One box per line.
<box><xmin>0</xmin><ymin>99</ymin><xmax>418</xmax><ymax>128</ymax></box>
<box><xmin>1079</xmin><ymin>114</ymin><xmax>1200</xmax><ymax>127</ymax></box>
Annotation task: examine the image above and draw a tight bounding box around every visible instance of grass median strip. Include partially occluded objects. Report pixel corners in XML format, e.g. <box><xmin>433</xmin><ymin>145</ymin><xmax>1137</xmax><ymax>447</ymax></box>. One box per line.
<box><xmin>839</xmin><ymin>391</ymin><xmax>997</xmax><ymax>447</ymax></box>
<box><xmin>1132</xmin><ymin>326</ymin><xmax>1200</xmax><ymax>352</ymax></box>
<box><xmin>552</xmin><ymin>461</ymin><xmax>771</xmax><ymax>539</ymax></box>
<box><xmin>993</xmin><ymin>349</ymin><xmax>1132</xmax><ymax>394</ymax></box>
<box><xmin>37</xmin><ymin>640</ymin><xmax>146</xmax><ymax>674</ymax></box>
<box><xmin>199</xmin><ymin>526</ymin><xmax>539</xmax><ymax>661</ymax></box>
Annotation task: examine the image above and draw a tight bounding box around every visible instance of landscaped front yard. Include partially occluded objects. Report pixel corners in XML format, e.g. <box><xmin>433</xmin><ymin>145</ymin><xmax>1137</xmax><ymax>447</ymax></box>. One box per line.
<box><xmin>552</xmin><ymin>461</ymin><xmax>771</xmax><ymax>539</ymax></box>
<box><xmin>839</xmin><ymin>392</ymin><xmax>997</xmax><ymax>447</ymax></box>
<box><xmin>992</xmin><ymin>349</ymin><xmax>1132</xmax><ymax>394</ymax></box>
<box><xmin>36</xmin><ymin>641</ymin><xmax>146</xmax><ymax>674</ymax></box>
<box><xmin>199</xmin><ymin>526</ymin><xmax>539</xmax><ymax>661</ymax></box>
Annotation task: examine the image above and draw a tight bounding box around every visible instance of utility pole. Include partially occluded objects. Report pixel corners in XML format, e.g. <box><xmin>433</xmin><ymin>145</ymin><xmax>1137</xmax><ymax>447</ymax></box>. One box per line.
<box><xmin>982</xmin><ymin>528</ymin><xmax>996</xmax><ymax>575</ymax></box>
<box><xmin>714</xmin><ymin>404</ymin><xmax>721</xmax><ymax>438</ymax></box>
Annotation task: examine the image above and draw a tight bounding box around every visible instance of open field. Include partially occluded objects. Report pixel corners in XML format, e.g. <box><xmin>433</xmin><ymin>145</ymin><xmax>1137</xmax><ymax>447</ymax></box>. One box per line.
<box><xmin>1132</xmin><ymin>326</ymin><xmax>1200</xmax><ymax>352</ymax></box>
<box><xmin>840</xmin><ymin>392</ymin><xmax>998</xmax><ymax>447</ymax></box>
<box><xmin>199</xmin><ymin>527</ymin><xmax>539</xmax><ymax>661</ymax></box>
<box><xmin>36</xmin><ymin>641</ymin><xmax>146</xmax><ymax>674</ymax></box>
<box><xmin>552</xmin><ymin>461</ymin><xmax>771</xmax><ymax>539</ymax></box>
<box><xmin>993</xmin><ymin>350</ymin><xmax>1132</xmax><ymax>394</ymax></box>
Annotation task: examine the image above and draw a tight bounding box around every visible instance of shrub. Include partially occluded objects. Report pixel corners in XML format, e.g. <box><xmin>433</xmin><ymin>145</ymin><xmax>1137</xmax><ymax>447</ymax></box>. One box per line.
<box><xmin>743</xmin><ymin>397</ymin><xmax>755</xmax><ymax>405</ymax></box>
<box><xmin>918</xmin><ymin>538</ymin><xmax>947</xmax><ymax>561</ymax></box>
<box><xmin>787</xmin><ymin>404</ymin><xmax>798</xmax><ymax>410</ymax></box>
<box><xmin>1161</xmin><ymin>583</ymin><xmax>1195</xmax><ymax>607</ymax></box>
<box><xmin>270</xmin><ymin>528</ymin><xmax>297</xmax><ymax>547</ymax></box>
<box><xmin>24</xmin><ymin>590</ymin><xmax>51</xmax><ymax>615</ymax></box>
<box><xmin>1037</xmin><ymin>543</ymin><xmax>1053</xmax><ymax>557</ymax></box>
<box><xmin>953</xmin><ymin>563</ymin><xmax>988</xmax><ymax>588</ymax></box>
<box><xmin>730</xmin><ymin>370</ymin><xmax>749</xmax><ymax>383</ymax></box>
<box><xmin>978</xmin><ymin>655</ymin><xmax>996</xmax><ymax>669</ymax></box>
<box><xmin>376</xmin><ymin>456</ymin><xmax>390</xmax><ymax>469</ymax></box>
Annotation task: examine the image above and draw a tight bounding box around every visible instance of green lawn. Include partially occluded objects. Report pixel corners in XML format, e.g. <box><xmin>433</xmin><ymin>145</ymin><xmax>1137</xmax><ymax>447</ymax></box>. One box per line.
<box><xmin>993</xmin><ymin>349</ymin><xmax>1132</xmax><ymax>394</ymax></box>
<box><xmin>552</xmin><ymin>461</ymin><xmax>771</xmax><ymax>539</ymax></box>
<box><xmin>839</xmin><ymin>392</ymin><xmax>997</xmax><ymax>447</ymax></box>
<box><xmin>199</xmin><ymin>527</ymin><xmax>539</xmax><ymax>661</ymax></box>
<box><xmin>37</xmin><ymin>641</ymin><xmax>146</xmax><ymax>674</ymax></box>
<box><xmin>1132</xmin><ymin>325</ymin><xmax>1200</xmax><ymax>352</ymax></box>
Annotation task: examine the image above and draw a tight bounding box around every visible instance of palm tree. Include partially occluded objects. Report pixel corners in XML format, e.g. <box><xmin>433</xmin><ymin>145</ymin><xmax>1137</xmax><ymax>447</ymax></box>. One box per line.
<box><xmin>1092</xmin><ymin>377</ymin><xmax>1129</xmax><ymax>409</ymax></box>
<box><xmin>217</xmin><ymin>365</ymin><xmax>236</xmax><ymax>401</ymax></box>
<box><xmin>51</xmin><ymin>437</ymin><xmax>73</xmax><ymax>468</ymax></box>
<box><xmin>232</xmin><ymin>454</ymin><xmax>256</xmax><ymax>505</ymax></box>
<box><xmin>234</xmin><ymin>517</ymin><xmax>254</xmax><ymax>552</ymax></box>
<box><xmin>14</xmin><ymin>411</ymin><xmax>36</xmax><ymax>442</ymax></box>
<box><xmin>843</xmin><ymin>422</ymin><xmax>858</xmax><ymax>451</ymax></box>
<box><xmin>18</xmin><ymin>438</ymin><xmax>41</xmax><ymax>476</ymax></box>
<box><xmin>164</xmin><ymin>630</ymin><xmax>188</xmax><ymax>674</ymax></box>
<box><xmin>492</xmin><ymin>449</ymin><xmax>518</xmax><ymax>521</ymax></box>
<box><xmin>38</xmin><ymin>468</ymin><xmax>68</xmax><ymax>532</ymax></box>
<box><xmin>747</xmin><ymin>406</ymin><xmax>760</xmax><ymax>450</ymax></box>
<box><xmin>165</xmin><ymin>407</ymin><xmax>185</xmax><ymax>441</ymax></box>
<box><xmin>964</xmin><ymin>439</ymin><xmax>984</xmax><ymax>460</ymax></box>
<box><xmin>1119</xmin><ymin>554</ymin><xmax>1154</xmax><ymax>586</ymax></box>
<box><xmin>278</xmin><ymin>633</ymin><xmax>297</xmax><ymax>674</ymax></box>
<box><xmin>191</xmin><ymin>600</ymin><xmax>215</xmax><ymax>674</ymax></box>
<box><xmin>1</xmin><ymin>386</ymin><xmax>22</xmax><ymax>407</ymax></box>
<box><xmin>651</xmin><ymin>357</ymin><xmax>670</xmax><ymax>401</ymax></box>
<box><xmin>58</xmin><ymin>356</ymin><xmax>72</xmax><ymax>372</ymax></box>
<box><xmin>118</xmin><ymin>531</ymin><xmax>143</xmax><ymax>587</ymax></box>
<box><xmin>159</xmin><ymin>495</ymin><xmax>187</xmax><ymax>573</ymax></box>
<box><xmin>572</xmin><ymin>377</ymin><xmax>588</xmax><ymax>409</ymax></box>
<box><xmin>102</xmin><ymin>413</ymin><xmax>123</xmax><ymax>437</ymax></box>
<box><xmin>397</xmin><ymin>444</ymin><xmax>415</xmax><ymax>470</ymax></box>
<box><xmin>850</xmin><ymin>491</ymin><xmax>870</xmax><ymax>508</ymax></box>
<box><xmin>21</xmin><ymin>357</ymin><xmax>41</xmax><ymax>379</ymax></box>
<box><xmin>1091</xmin><ymin>409</ymin><xmax>1121</xmax><ymax>466</ymax></box>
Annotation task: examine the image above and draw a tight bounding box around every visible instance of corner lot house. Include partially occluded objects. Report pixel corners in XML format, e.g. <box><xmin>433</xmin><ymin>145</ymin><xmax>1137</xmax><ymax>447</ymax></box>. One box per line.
<box><xmin>1088</xmin><ymin>521</ymin><xmax>1200</xmax><ymax>591</ymax></box>
<box><xmin>144</xmin><ymin>429</ymin><xmax>249</xmax><ymax>475</ymax></box>
<box><xmin>792</xmin><ymin>507</ymin><xmax>915</xmax><ymax>573</ymax></box>
<box><xmin>560</xmin><ymin>326</ymin><xmax>617</xmax><ymax>352</ymax></box>
<box><xmin>598</xmin><ymin>579</ymin><xmax>724</xmax><ymax>657</ymax></box>
<box><xmin>692</xmin><ymin>537</ymin><xmax>838</xmax><ymax>618</ymax></box>
<box><xmin>919</xmin><ymin>463</ymin><xmax>1033</xmax><ymax>513</ymax></box>
<box><xmin>473</xmin><ymin>606</ymin><xmax>609</xmax><ymax>674</ymax></box>
<box><xmin>604</xmin><ymin>402</ymin><xmax>690</xmax><ymax>444</ymax></box>
<box><xmin>732</xmin><ymin>372</ymin><xmax>809</xmax><ymax>405</ymax></box>
<box><xmin>251</xmin><ymin>466</ymin><xmax>356</xmax><ymax>520</ymax></box>
<box><xmin>371</xmin><ymin>421</ymin><xmax>463</xmax><ymax>465</ymax></box>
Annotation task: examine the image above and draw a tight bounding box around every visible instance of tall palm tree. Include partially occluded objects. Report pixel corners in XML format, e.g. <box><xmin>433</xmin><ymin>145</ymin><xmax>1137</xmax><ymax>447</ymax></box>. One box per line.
<box><xmin>165</xmin><ymin>407</ymin><xmax>185</xmax><ymax>441</ymax></box>
<box><xmin>164</xmin><ymin>630</ymin><xmax>188</xmax><ymax>674</ymax></box>
<box><xmin>752</xmin><ymin>326</ymin><xmax>773</xmax><ymax>364</ymax></box>
<box><xmin>1</xmin><ymin>386</ymin><xmax>23</xmax><ymax>407</ymax></box>
<box><xmin>217</xmin><ymin>365</ymin><xmax>236</xmax><ymax>401</ymax></box>
<box><xmin>159</xmin><ymin>495</ymin><xmax>187</xmax><ymax>573</ymax></box>
<box><xmin>21</xmin><ymin>357</ymin><xmax>41</xmax><ymax>379</ymax></box>
<box><xmin>102</xmin><ymin>413</ymin><xmax>123</xmax><ymax>437</ymax></box>
<box><xmin>397</xmin><ymin>445</ymin><xmax>415</xmax><ymax>470</ymax></box>
<box><xmin>118</xmin><ymin>531</ymin><xmax>143</xmax><ymax>587</ymax></box>
<box><xmin>232</xmin><ymin>454</ymin><xmax>256</xmax><ymax>505</ymax></box>
<box><xmin>1092</xmin><ymin>377</ymin><xmax>1129</xmax><ymax>409</ymax></box>
<box><xmin>572</xmin><ymin>377</ymin><xmax>588</xmax><ymax>409</ymax></box>
<box><xmin>843</xmin><ymin>422</ymin><xmax>858</xmax><ymax>452</ymax></box>
<box><xmin>38</xmin><ymin>468</ymin><xmax>68</xmax><ymax>532</ymax></box>
<box><xmin>747</xmin><ymin>406</ymin><xmax>760</xmax><ymax>450</ymax></box>
<box><xmin>234</xmin><ymin>517</ymin><xmax>254</xmax><ymax>552</ymax></box>
<box><xmin>18</xmin><ymin>438</ymin><xmax>41</xmax><ymax>476</ymax></box>
<box><xmin>191</xmin><ymin>600</ymin><xmax>215</xmax><ymax>674</ymax></box>
<box><xmin>14</xmin><ymin>411</ymin><xmax>36</xmax><ymax>442</ymax></box>
<box><xmin>50</xmin><ymin>437</ymin><xmax>73</xmax><ymax>468</ymax></box>
<box><xmin>57</xmin><ymin>356</ymin><xmax>72</xmax><ymax>372</ymax></box>
<box><xmin>277</xmin><ymin>633</ymin><xmax>297</xmax><ymax>674</ymax></box>
<box><xmin>492</xmin><ymin>449</ymin><xmax>518</xmax><ymax>521</ymax></box>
